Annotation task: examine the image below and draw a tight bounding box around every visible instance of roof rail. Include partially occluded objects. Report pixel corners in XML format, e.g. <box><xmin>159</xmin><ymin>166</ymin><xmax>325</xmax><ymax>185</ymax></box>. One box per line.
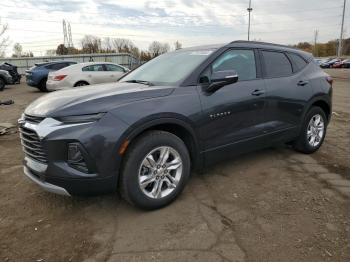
<box><xmin>230</xmin><ymin>40</ymin><xmax>297</xmax><ymax>49</ymax></box>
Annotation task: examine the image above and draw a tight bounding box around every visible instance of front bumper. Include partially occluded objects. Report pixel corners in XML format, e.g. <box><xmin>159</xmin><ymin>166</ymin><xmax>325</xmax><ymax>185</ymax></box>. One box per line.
<box><xmin>19</xmin><ymin>114</ymin><xmax>129</xmax><ymax>196</ymax></box>
<box><xmin>24</xmin><ymin>165</ymin><xmax>70</xmax><ymax>196</ymax></box>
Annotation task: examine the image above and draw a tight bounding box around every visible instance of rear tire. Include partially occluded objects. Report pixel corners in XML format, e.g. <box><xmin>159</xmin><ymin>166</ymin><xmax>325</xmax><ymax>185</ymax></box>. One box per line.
<box><xmin>120</xmin><ymin>131</ymin><xmax>191</xmax><ymax>210</ymax></box>
<box><xmin>38</xmin><ymin>78</ymin><xmax>48</xmax><ymax>92</ymax></box>
<box><xmin>0</xmin><ymin>78</ymin><xmax>4</xmax><ymax>91</ymax></box>
<box><xmin>293</xmin><ymin>106</ymin><xmax>327</xmax><ymax>154</ymax></box>
<box><xmin>74</xmin><ymin>81</ymin><xmax>89</xmax><ymax>87</ymax></box>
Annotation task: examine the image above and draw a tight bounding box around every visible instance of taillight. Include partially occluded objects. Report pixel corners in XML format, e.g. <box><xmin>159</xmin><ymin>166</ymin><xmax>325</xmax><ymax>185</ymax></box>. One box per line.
<box><xmin>53</xmin><ymin>75</ymin><xmax>67</xmax><ymax>81</ymax></box>
<box><xmin>326</xmin><ymin>76</ymin><xmax>333</xmax><ymax>86</ymax></box>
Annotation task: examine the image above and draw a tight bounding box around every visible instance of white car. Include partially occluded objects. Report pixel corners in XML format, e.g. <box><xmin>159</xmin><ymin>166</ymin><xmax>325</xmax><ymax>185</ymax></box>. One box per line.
<box><xmin>46</xmin><ymin>62</ymin><xmax>129</xmax><ymax>91</ymax></box>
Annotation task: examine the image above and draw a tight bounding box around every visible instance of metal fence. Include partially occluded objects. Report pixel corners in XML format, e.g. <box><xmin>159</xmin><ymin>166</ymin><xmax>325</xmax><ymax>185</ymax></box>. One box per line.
<box><xmin>0</xmin><ymin>53</ymin><xmax>140</xmax><ymax>74</ymax></box>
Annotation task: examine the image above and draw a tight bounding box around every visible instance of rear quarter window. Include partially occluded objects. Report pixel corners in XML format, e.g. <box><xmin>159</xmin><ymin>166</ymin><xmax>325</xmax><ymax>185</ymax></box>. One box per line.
<box><xmin>262</xmin><ymin>51</ymin><xmax>293</xmax><ymax>78</ymax></box>
<box><xmin>287</xmin><ymin>53</ymin><xmax>308</xmax><ymax>72</ymax></box>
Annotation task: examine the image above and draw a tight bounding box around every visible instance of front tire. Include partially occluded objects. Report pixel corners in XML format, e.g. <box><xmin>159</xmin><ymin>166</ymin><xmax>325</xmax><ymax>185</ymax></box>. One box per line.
<box><xmin>120</xmin><ymin>131</ymin><xmax>191</xmax><ymax>210</ymax></box>
<box><xmin>293</xmin><ymin>106</ymin><xmax>327</xmax><ymax>154</ymax></box>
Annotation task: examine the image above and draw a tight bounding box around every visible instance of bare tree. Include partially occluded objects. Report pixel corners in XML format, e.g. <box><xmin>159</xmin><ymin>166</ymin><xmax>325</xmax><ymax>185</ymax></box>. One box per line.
<box><xmin>0</xmin><ymin>18</ymin><xmax>9</xmax><ymax>57</ymax></box>
<box><xmin>81</xmin><ymin>35</ymin><xmax>102</xmax><ymax>53</ymax></box>
<box><xmin>13</xmin><ymin>43</ymin><xmax>23</xmax><ymax>57</ymax></box>
<box><xmin>148</xmin><ymin>41</ymin><xmax>170</xmax><ymax>58</ymax></box>
<box><xmin>103</xmin><ymin>37</ymin><xmax>113</xmax><ymax>53</ymax></box>
<box><xmin>112</xmin><ymin>38</ymin><xmax>133</xmax><ymax>53</ymax></box>
<box><xmin>174</xmin><ymin>41</ymin><xmax>182</xmax><ymax>50</ymax></box>
<box><xmin>46</xmin><ymin>49</ymin><xmax>57</xmax><ymax>56</ymax></box>
<box><xmin>56</xmin><ymin>44</ymin><xmax>68</xmax><ymax>55</ymax></box>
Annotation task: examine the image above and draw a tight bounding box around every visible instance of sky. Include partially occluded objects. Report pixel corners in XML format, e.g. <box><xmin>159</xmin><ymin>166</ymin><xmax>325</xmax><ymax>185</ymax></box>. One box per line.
<box><xmin>0</xmin><ymin>0</ymin><xmax>349</xmax><ymax>56</ymax></box>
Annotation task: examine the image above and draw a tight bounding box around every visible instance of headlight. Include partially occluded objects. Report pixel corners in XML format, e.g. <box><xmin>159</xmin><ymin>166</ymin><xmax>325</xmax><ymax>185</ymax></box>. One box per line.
<box><xmin>55</xmin><ymin>113</ymin><xmax>106</xmax><ymax>124</ymax></box>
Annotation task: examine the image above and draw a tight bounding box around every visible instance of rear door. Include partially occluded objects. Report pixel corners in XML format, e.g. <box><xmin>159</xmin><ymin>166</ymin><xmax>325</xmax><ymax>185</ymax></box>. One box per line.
<box><xmin>261</xmin><ymin>50</ymin><xmax>309</xmax><ymax>134</ymax></box>
<box><xmin>104</xmin><ymin>64</ymin><xmax>126</xmax><ymax>81</ymax></box>
<box><xmin>82</xmin><ymin>64</ymin><xmax>109</xmax><ymax>84</ymax></box>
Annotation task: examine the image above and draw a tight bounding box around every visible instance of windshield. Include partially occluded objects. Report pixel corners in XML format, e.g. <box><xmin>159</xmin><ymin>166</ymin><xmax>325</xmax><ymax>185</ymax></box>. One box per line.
<box><xmin>120</xmin><ymin>49</ymin><xmax>215</xmax><ymax>86</ymax></box>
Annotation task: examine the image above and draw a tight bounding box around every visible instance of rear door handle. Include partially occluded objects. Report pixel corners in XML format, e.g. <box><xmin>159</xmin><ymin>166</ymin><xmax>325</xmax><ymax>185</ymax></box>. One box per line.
<box><xmin>251</xmin><ymin>89</ymin><xmax>265</xmax><ymax>96</ymax></box>
<box><xmin>297</xmin><ymin>80</ymin><xmax>309</xmax><ymax>86</ymax></box>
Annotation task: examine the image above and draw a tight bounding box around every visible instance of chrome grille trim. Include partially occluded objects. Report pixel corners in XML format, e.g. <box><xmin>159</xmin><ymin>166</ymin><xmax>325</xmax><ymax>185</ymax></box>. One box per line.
<box><xmin>19</xmin><ymin>126</ymin><xmax>47</xmax><ymax>163</ymax></box>
<box><xmin>24</xmin><ymin>114</ymin><xmax>45</xmax><ymax>124</ymax></box>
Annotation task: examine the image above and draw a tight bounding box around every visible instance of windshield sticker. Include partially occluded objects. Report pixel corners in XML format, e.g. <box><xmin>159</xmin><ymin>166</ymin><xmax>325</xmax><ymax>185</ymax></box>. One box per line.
<box><xmin>189</xmin><ymin>51</ymin><xmax>213</xmax><ymax>56</ymax></box>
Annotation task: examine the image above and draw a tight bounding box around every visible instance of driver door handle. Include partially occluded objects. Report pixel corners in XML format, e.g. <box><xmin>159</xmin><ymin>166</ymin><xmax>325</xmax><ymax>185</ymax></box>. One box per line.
<box><xmin>251</xmin><ymin>89</ymin><xmax>265</xmax><ymax>96</ymax></box>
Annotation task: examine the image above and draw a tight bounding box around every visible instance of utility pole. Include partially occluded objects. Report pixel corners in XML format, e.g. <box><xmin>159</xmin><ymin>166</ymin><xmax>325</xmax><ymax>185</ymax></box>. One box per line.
<box><xmin>338</xmin><ymin>0</ymin><xmax>347</xmax><ymax>57</ymax></box>
<box><xmin>247</xmin><ymin>0</ymin><xmax>253</xmax><ymax>41</ymax></box>
<box><xmin>314</xmin><ymin>29</ymin><xmax>319</xmax><ymax>57</ymax></box>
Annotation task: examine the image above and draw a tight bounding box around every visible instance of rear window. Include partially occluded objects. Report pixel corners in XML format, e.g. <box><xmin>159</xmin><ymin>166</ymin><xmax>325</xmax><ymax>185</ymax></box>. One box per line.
<box><xmin>262</xmin><ymin>51</ymin><xmax>293</xmax><ymax>78</ymax></box>
<box><xmin>46</xmin><ymin>63</ymin><xmax>69</xmax><ymax>70</ymax></box>
<box><xmin>288</xmin><ymin>53</ymin><xmax>308</xmax><ymax>72</ymax></box>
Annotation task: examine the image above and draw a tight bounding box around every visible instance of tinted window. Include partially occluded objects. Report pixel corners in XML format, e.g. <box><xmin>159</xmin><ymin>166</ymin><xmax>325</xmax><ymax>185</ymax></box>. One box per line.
<box><xmin>82</xmin><ymin>64</ymin><xmax>104</xmax><ymax>72</ymax></box>
<box><xmin>47</xmin><ymin>63</ymin><xmax>68</xmax><ymax>70</ymax></box>
<box><xmin>262</xmin><ymin>51</ymin><xmax>292</xmax><ymax>78</ymax></box>
<box><xmin>105</xmin><ymin>64</ymin><xmax>124</xmax><ymax>72</ymax></box>
<box><xmin>210</xmin><ymin>49</ymin><xmax>256</xmax><ymax>81</ymax></box>
<box><xmin>288</xmin><ymin>53</ymin><xmax>308</xmax><ymax>72</ymax></box>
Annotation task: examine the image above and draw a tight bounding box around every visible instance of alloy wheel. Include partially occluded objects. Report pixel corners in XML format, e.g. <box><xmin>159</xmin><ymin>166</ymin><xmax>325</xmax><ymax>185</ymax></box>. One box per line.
<box><xmin>138</xmin><ymin>146</ymin><xmax>183</xmax><ymax>199</ymax></box>
<box><xmin>307</xmin><ymin>114</ymin><xmax>325</xmax><ymax>147</ymax></box>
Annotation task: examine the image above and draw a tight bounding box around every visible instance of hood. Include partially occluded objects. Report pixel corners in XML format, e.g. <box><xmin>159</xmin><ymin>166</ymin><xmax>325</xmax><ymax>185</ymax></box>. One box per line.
<box><xmin>25</xmin><ymin>82</ymin><xmax>175</xmax><ymax>117</ymax></box>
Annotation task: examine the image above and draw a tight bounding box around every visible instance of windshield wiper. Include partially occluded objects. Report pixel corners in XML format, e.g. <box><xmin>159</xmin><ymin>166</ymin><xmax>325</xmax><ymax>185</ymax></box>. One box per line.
<box><xmin>124</xmin><ymin>80</ymin><xmax>154</xmax><ymax>86</ymax></box>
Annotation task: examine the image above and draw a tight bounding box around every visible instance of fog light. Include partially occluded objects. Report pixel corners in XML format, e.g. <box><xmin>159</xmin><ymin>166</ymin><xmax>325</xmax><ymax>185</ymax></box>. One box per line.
<box><xmin>68</xmin><ymin>143</ymin><xmax>88</xmax><ymax>173</ymax></box>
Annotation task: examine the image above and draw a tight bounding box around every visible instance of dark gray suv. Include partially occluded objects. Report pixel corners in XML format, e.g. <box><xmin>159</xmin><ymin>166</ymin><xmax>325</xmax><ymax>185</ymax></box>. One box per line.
<box><xmin>19</xmin><ymin>41</ymin><xmax>332</xmax><ymax>209</ymax></box>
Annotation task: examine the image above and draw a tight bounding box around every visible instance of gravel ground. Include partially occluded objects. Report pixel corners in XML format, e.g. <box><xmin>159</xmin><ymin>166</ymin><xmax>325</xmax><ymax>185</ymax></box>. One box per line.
<box><xmin>0</xmin><ymin>69</ymin><xmax>349</xmax><ymax>262</ymax></box>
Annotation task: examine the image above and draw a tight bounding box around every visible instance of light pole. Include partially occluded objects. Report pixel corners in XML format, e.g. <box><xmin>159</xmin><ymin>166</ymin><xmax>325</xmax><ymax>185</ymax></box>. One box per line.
<box><xmin>338</xmin><ymin>0</ymin><xmax>347</xmax><ymax>57</ymax></box>
<box><xmin>247</xmin><ymin>0</ymin><xmax>253</xmax><ymax>41</ymax></box>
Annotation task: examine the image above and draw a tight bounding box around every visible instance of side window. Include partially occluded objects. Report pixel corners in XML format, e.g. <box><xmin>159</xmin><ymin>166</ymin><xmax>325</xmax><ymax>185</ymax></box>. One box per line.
<box><xmin>82</xmin><ymin>64</ymin><xmax>104</xmax><ymax>72</ymax></box>
<box><xmin>212</xmin><ymin>49</ymin><xmax>256</xmax><ymax>81</ymax></box>
<box><xmin>105</xmin><ymin>64</ymin><xmax>124</xmax><ymax>72</ymax></box>
<box><xmin>262</xmin><ymin>51</ymin><xmax>293</xmax><ymax>78</ymax></box>
<box><xmin>288</xmin><ymin>53</ymin><xmax>308</xmax><ymax>72</ymax></box>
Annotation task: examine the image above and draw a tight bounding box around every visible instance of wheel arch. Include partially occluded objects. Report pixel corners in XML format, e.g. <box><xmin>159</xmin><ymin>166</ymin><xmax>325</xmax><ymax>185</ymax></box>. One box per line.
<box><xmin>303</xmin><ymin>96</ymin><xmax>331</xmax><ymax>123</ymax></box>
<box><xmin>120</xmin><ymin>117</ymin><xmax>203</xmax><ymax>170</ymax></box>
<box><xmin>74</xmin><ymin>80</ymin><xmax>90</xmax><ymax>87</ymax></box>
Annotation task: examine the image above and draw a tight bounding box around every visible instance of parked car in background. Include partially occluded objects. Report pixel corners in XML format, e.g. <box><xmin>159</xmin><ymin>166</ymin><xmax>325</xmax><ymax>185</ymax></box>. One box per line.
<box><xmin>0</xmin><ymin>62</ymin><xmax>21</xmax><ymax>84</ymax></box>
<box><xmin>320</xmin><ymin>58</ymin><xmax>341</xmax><ymax>68</ymax></box>
<box><xmin>314</xmin><ymin>58</ymin><xmax>324</xmax><ymax>66</ymax></box>
<box><xmin>332</xmin><ymin>59</ymin><xmax>345</xmax><ymax>69</ymax></box>
<box><xmin>332</xmin><ymin>59</ymin><xmax>350</xmax><ymax>69</ymax></box>
<box><xmin>20</xmin><ymin>41</ymin><xmax>332</xmax><ymax>210</ymax></box>
<box><xmin>342</xmin><ymin>59</ymin><xmax>350</xmax><ymax>68</ymax></box>
<box><xmin>25</xmin><ymin>61</ymin><xmax>77</xmax><ymax>92</ymax></box>
<box><xmin>0</xmin><ymin>69</ymin><xmax>13</xmax><ymax>91</ymax></box>
<box><xmin>46</xmin><ymin>62</ymin><xmax>129</xmax><ymax>91</ymax></box>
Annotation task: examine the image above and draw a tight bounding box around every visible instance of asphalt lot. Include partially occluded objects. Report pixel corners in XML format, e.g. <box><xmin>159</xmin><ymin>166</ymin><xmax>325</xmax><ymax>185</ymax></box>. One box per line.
<box><xmin>0</xmin><ymin>69</ymin><xmax>349</xmax><ymax>262</ymax></box>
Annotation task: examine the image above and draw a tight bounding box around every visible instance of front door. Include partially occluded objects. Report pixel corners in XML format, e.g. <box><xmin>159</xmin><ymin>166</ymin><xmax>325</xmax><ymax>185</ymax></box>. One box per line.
<box><xmin>197</xmin><ymin>49</ymin><xmax>266</xmax><ymax>152</ymax></box>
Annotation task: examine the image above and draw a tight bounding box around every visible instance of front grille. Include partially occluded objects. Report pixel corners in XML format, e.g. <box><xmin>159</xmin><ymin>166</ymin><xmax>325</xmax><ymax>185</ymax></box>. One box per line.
<box><xmin>19</xmin><ymin>126</ymin><xmax>47</xmax><ymax>163</ymax></box>
<box><xmin>24</xmin><ymin>114</ymin><xmax>45</xmax><ymax>124</ymax></box>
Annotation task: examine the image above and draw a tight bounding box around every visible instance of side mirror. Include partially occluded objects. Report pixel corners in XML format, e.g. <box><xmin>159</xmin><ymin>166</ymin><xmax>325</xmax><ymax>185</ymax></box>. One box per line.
<box><xmin>206</xmin><ymin>70</ymin><xmax>239</xmax><ymax>93</ymax></box>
